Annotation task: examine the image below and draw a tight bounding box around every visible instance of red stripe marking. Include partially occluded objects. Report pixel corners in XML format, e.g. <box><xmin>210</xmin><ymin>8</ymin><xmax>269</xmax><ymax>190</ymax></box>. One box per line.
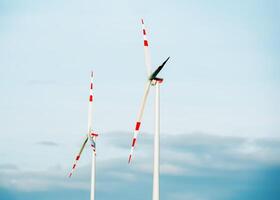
<box><xmin>143</xmin><ymin>29</ymin><xmax>146</xmax><ymax>35</ymax></box>
<box><xmin>128</xmin><ymin>155</ymin><xmax>132</xmax><ymax>163</ymax></box>
<box><xmin>91</xmin><ymin>133</ymin><xmax>99</xmax><ymax>137</ymax></box>
<box><xmin>132</xmin><ymin>138</ymin><xmax>136</xmax><ymax>147</ymax></box>
<box><xmin>76</xmin><ymin>155</ymin><xmax>80</xmax><ymax>160</ymax></box>
<box><xmin>90</xmin><ymin>83</ymin><xmax>93</xmax><ymax>89</ymax></box>
<box><xmin>135</xmin><ymin>122</ymin><xmax>141</xmax><ymax>131</ymax></box>
<box><xmin>144</xmin><ymin>40</ymin><xmax>148</xmax><ymax>47</ymax></box>
<box><xmin>89</xmin><ymin>95</ymin><xmax>93</xmax><ymax>102</ymax></box>
<box><xmin>73</xmin><ymin>164</ymin><xmax>76</xmax><ymax>169</ymax></box>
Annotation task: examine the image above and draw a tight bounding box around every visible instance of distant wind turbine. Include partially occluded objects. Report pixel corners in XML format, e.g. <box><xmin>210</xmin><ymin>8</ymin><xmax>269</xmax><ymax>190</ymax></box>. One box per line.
<box><xmin>69</xmin><ymin>71</ymin><xmax>98</xmax><ymax>200</ymax></box>
<box><xmin>128</xmin><ymin>19</ymin><xmax>170</xmax><ymax>200</ymax></box>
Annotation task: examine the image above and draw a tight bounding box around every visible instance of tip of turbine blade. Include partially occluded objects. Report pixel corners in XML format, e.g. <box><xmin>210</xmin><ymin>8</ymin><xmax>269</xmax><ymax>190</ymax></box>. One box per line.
<box><xmin>91</xmin><ymin>71</ymin><xmax>94</xmax><ymax>78</ymax></box>
<box><xmin>141</xmin><ymin>18</ymin><xmax>144</xmax><ymax>24</ymax></box>
<box><xmin>68</xmin><ymin>173</ymin><xmax>72</xmax><ymax>178</ymax></box>
<box><xmin>164</xmin><ymin>56</ymin><xmax>170</xmax><ymax>64</ymax></box>
<box><xmin>128</xmin><ymin>154</ymin><xmax>132</xmax><ymax>164</ymax></box>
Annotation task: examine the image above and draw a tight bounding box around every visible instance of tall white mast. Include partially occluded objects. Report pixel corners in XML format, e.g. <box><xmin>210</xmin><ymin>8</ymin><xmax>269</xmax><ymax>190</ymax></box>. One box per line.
<box><xmin>153</xmin><ymin>82</ymin><xmax>160</xmax><ymax>200</ymax></box>
<box><xmin>90</xmin><ymin>152</ymin><xmax>96</xmax><ymax>200</ymax></box>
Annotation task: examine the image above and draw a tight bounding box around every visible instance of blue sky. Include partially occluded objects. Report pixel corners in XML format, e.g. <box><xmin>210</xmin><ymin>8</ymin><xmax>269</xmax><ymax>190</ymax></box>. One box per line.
<box><xmin>0</xmin><ymin>0</ymin><xmax>280</xmax><ymax>199</ymax></box>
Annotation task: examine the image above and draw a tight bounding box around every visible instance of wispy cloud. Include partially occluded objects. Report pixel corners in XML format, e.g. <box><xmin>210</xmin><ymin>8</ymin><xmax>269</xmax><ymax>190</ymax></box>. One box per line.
<box><xmin>0</xmin><ymin>164</ymin><xmax>18</xmax><ymax>171</ymax></box>
<box><xmin>36</xmin><ymin>141</ymin><xmax>59</xmax><ymax>147</ymax></box>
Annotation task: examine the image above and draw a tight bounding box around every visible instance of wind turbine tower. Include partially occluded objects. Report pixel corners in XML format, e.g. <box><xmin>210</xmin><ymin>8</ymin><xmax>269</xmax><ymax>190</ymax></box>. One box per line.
<box><xmin>128</xmin><ymin>19</ymin><xmax>170</xmax><ymax>200</ymax></box>
<box><xmin>69</xmin><ymin>71</ymin><xmax>99</xmax><ymax>200</ymax></box>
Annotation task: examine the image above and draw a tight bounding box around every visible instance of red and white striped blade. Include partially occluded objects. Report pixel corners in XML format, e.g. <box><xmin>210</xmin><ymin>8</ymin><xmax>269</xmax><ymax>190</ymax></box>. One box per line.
<box><xmin>88</xmin><ymin>71</ymin><xmax>94</xmax><ymax>133</ymax></box>
<box><xmin>141</xmin><ymin>19</ymin><xmax>152</xmax><ymax>77</ymax></box>
<box><xmin>128</xmin><ymin>81</ymin><xmax>151</xmax><ymax>163</ymax></box>
<box><xmin>69</xmin><ymin>136</ymin><xmax>89</xmax><ymax>177</ymax></box>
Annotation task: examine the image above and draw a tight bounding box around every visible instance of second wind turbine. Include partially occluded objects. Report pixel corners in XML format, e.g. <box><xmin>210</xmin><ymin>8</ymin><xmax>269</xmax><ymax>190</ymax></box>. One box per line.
<box><xmin>69</xmin><ymin>72</ymin><xmax>98</xmax><ymax>200</ymax></box>
<box><xmin>128</xmin><ymin>19</ymin><xmax>170</xmax><ymax>200</ymax></box>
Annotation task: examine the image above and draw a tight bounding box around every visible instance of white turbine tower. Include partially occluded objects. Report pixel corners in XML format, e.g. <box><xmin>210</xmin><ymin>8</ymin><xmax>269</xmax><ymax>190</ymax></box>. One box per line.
<box><xmin>128</xmin><ymin>19</ymin><xmax>170</xmax><ymax>200</ymax></box>
<box><xmin>69</xmin><ymin>71</ymin><xmax>98</xmax><ymax>200</ymax></box>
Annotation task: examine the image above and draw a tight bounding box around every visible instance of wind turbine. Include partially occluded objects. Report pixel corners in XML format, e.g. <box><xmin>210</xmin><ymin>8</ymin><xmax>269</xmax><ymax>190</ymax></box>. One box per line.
<box><xmin>128</xmin><ymin>19</ymin><xmax>170</xmax><ymax>200</ymax></box>
<box><xmin>69</xmin><ymin>71</ymin><xmax>98</xmax><ymax>200</ymax></box>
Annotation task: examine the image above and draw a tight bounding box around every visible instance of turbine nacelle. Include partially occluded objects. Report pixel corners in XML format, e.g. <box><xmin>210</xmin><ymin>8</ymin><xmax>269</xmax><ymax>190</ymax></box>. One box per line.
<box><xmin>151</xmin><ymin>78</ymin><xmax>163</xmax><ymax>85</ymax></box>
<box><xmin>90</xmin><ymin>132</ymin><xmax>99</xmax><ymax>137</ymax></box>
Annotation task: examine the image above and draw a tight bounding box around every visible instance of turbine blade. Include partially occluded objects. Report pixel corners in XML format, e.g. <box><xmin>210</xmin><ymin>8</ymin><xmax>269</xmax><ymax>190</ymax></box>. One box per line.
<box><xmin>88</xmin><ymin>71</ymin><xmax>94</xmax><ymax>133</ymax></box>
<box><xmin>69</xmin><ymin>71</ymin><xmax>95</xmax><ymax>178</ymax></box>
<box><xmin>128</xmin><ymin>81</ymin><xmax>151</xmax><ymax>163</ymax></box>
<box><xmin>69</xmin><ymin>136</ymin><xmax>88</xmax><ymax>178</ymax></box>
<box><xmin>141</xmin><ymin>19</ymin><xmax>152</xmax><ymax>77</ymax></box>
<box><xmin>150</xmin><ymin>57</ymin><xmax>170</xmax><ymax>80</ymax></box>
